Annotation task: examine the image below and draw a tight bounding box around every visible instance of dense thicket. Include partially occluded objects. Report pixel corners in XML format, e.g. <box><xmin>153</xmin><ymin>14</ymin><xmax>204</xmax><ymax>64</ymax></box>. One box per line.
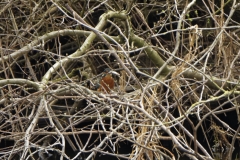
<box><xmin>0</xmin><ymin>0</ymin><xmax>240</xmax><ymax>160</ymax></box>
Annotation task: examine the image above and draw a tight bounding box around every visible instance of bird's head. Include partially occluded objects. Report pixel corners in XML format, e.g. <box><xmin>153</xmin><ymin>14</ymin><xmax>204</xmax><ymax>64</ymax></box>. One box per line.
<box><xmin>103</xmin><ymin>68</ymin><xmax>120</xmax><ymax>76</ymax></box>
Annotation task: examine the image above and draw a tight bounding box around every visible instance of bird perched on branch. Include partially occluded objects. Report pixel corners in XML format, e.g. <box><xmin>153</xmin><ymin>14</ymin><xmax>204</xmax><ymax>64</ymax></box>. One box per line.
<box><xmin>96</xmin><ymin>68</ymin><xmax>119</xmax><ymax>93</ymax></box>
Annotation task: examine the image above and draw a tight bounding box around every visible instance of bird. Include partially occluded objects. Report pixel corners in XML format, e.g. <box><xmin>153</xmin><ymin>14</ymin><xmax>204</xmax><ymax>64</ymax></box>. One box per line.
<box><xmin>97</xmin><ymin>68</ymin><xmax>119</xmax><ymax>93</ymax></box>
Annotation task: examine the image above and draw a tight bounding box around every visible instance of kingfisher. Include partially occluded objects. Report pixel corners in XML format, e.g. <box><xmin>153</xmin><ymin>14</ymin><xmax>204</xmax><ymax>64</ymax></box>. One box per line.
<box><xmin>96</xmin><ymin>68</ymin><xmax>119</xmax><ymax>93</ymax></box>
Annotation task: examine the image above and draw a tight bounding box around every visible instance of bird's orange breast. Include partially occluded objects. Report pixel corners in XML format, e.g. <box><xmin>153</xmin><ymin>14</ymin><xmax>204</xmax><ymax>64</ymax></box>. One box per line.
<box><xmin>98</xmin><ymin>74</ymin><xmax>115</xmax><ymax>93</ymax></box>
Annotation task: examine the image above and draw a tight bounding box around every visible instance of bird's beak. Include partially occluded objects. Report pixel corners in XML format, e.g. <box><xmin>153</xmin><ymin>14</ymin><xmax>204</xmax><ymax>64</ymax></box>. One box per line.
<box><xmin>109</xmin><ymin>70</ymin><xmax>120</xmax><ymax>76</ymax></box>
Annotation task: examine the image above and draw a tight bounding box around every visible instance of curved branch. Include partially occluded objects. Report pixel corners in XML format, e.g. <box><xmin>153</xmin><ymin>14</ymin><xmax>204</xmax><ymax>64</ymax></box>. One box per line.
<box><xmin>0</xmin><ymin>78</ymin><xmax>40</xmax><ymax>90</ymax></box>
